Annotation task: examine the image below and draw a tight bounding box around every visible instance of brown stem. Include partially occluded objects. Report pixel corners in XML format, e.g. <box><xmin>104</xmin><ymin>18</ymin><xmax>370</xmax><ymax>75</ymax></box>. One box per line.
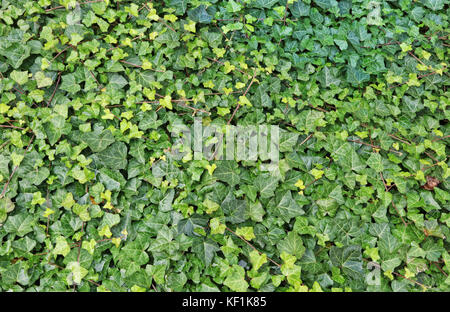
<box><xmin>226</xmin><ymin>70</ymin><xmax>256</xmax><ymax>126</ymax></box>
<box><xmin>0</xmin><ymin>140</ymin><xmax>10</xmax><ymax>150</ymax></box>
<box><xmin>307</xmin><ymin>103</ymin><xmax>328</xmax><ymax>113</ymax></box>
<box><xmin>380</xmin><ymin>172</ymin><xmax>388</xmax><ymax>192</ymax></box>
<box><xmin>0</xmin><ymin>125</ymin><xmax>27</xmax><ymax>130</ymax></box>
<box><xmin>347</xmin><ymin>139</ymin><xmax>402</xmax><ymax>155</ymax></box>
<box><xmin>299</xmin><ymin>134</ymin><xmax>313</xmax><ymax>146</ymax></box>
<box><xmin>388</xmin><ymin>134</ymin><xmax>411</xmax><ymax>145</ymax></box>
<box><xmin>47</xmin><ymin>72</ymin><xmax>62</xmax><ymax>107</ymax></box>
<box><xmin>432</xmin><ymin>135</ymin><xmax>450</xmax><ymax>142</ymax></box>
<box><xmin>225</xmin><ymin>226</ymin><xmax>281</xmax><ymax>268</ymax></box>
<box><xmin>51</xmin><ymin>46</ymin><xmax>69</xmax><ymax>62</ymax></box>
<box><xmin>432</xmin><ymin>261</ymin><xmax>448</xmax><ymax>277</ymax></box>
<box><xmin>391</xmin><ymin>201</ymin><xmax>408</xmax><ymax>227</ymax></box>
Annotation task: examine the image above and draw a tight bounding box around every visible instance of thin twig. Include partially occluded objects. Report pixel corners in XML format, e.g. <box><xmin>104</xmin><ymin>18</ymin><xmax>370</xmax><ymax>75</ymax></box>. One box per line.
<box><xmin>432</xmin><ymin>135</ymin><xmax>450</xmax><ymax>142</ymax></box>
<box><xmin>0</xmin><ymin>125</ymin><xmax>27</xmax><ymax>130</ymax></box>
<box><xmin>0</xmin><ymin>140</ymin><xmax>10</xmax><ymax>150</ymax></box>
<box><xmin>391</xmin><ymin>201</ymin><xmax>408</xmax><ymax>227</ymax></box>
<box><xmin>299</xmin><ymin>134</ymin><xmax>313</xmax><ymax>146</ymax></box>
<box><xmin>347</xmin><ymin>138</ymin><xmax>403</xmax><ymax>155</ymax></box>
<box><xmin>51</xmin><ymin>46</ymin><xmax>70</xmax><ymax>62</ymax></box>
<box><xmin>424</xmin><ymin>151</ymin><xmax>439</xmax><ymax>163</ymax></box>
<box><xmin>307</xmin><ymin>103</ymin><xmax>328</xmax><ymax>113</ymax></box>
<box><xmin>388</xmin><ymin>134</ymin><xmax>411</xmax><ymax>145</ymax></box>
<box><xmin>47</xmin><ymin>72</ymin><xmax>62</xmax><ymax>107</ymax></box>
<box><xmin>380</xmin><ymin>172</ymin><xmax>388</xmax><ymax>192</ymax></box>
<box><xmin>142</xmin><ymin>3</ymin><xmax>176</xmax><ymax>32</ymax></box>
<box><xmin>227</xmin><ymin>70</ymin><xmax>256</xmax><ymax>125</ymax></box>
<box><xmin>432</xmin><ymin>261</ymin><xmax>448</xmax><ymax>277</ymax></box>
<box><xmin>225</xmin><ymin>226</ymin><xmax>281</xmax><ymax>268</ymax></box>
<box><xmin>422</xmin><ymin>157</ymin><xmax>447</xmax><ymax>172</ymax></box>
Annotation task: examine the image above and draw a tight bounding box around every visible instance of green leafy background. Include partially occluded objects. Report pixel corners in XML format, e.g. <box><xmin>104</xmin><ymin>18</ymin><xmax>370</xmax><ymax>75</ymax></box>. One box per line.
<box><xmin>0</xmin><ymin>0</ymin><xmax>449</xmax><ymax>292</ymax></box>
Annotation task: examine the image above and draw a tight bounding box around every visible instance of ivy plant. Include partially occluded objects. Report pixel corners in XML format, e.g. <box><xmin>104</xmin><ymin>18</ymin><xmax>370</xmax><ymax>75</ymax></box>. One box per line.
<box><xmin>0</xmin><ymin>0</ymin><xmax>449</xmax><ymax>292</ymax></box>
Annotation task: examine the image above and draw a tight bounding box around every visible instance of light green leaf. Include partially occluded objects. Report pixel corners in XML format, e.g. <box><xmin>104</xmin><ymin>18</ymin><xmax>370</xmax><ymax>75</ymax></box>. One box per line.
<box><xmin>10</xmin><ymin>70</ymin><xmax>28</xmax><ymax>85</ymax></box>
<box><xmin>34</xmin><ymin>71</ymin><xmax>53</xmax><ymax>88</ymax></box>
<box><xmin>53</xmin><ymin>236</ymin><xmax>71</xmax><ymax>258</ymax></box>
<box><xmin>67</xmin><ymin>261</ymin><xmax>88</xmax><ymax>284</ymax></box>
<box><xmin>224</xmin><ymin>265</ymin><xmax>248</xmax><ymax>291</ymax></box>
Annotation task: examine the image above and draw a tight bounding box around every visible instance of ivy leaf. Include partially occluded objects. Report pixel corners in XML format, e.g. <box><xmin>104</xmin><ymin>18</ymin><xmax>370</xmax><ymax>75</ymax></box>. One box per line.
<box><xmin>247</xmin><ymin>201</ymin><xmax>265</xmax><ymax>222</ymax></box>
<box><xmin>192</xmin><ymin>238</ymin><xmax>219</xmax><ymax>267</ymax></box>
<box><xmin>97</xmin><ymin>142</ymin><xmax>128</xmax><ymax>170</ymax></box>
<box><xmin>314</xmin><ymin>0</ymin><xmax>339</xmax><ymax>10</ymax></box>
<box><xmin>188</xmin><ymin>5</ymin><xmax>212</xmax><ymax>23</ymax></box>
<box><xmin>249</xmin><ymin>250</ymin><xmax>267</xmax><ymax>271</ymax></box>
<box><xmin>224</xmin><ymin>265</ymin><xmax>248</xmax><ymax>291</ymax></box>
<box><xmin>99</xmin><ymin>168</ymin><xmax>126</xmax><ymax>191</ymax></box>
<box><xmin>346</xmin><ymin>66</ymin><xmax>370</xmax><ymax>85</ymax></box>
<box><xmin>45</xmin><ymin>115</ymin><xmax>69</xmax><ymax>146</ymax></box>
<box><xmin>422</xmin><ymin>239</ymin><xmax>444</xmax><ymax>261</ymax></box>
<box><xmin>422</xmin><ymin>0</ymin><xmax>445</xmax><ymax>11</ymax></box>
<box><xmin>253</xmin><ymin>85</ymin><xmax>272</xmax><ymax>108</ymax></box>
<box><xmin>66</xmin><ymin>261</ymin><xmax>88</xmax><ymax>285</ymax></box>
<box><xmin>290</xmin><ymin>1</ymin><xmax>310</xmax><ymax>17</ymax></box>
<box><xmin>214</xmin><ymin>161</ymin><xmax>240</xmax><ymax>186</ymax></box>
<box><xmin>402</xmin><ymin>96</ymin><xmax>423</xmax><ymax>116</ymax></box>
<box><xmin>59</xmin><ymin>73</ymin><xmax>81</xmax><ymax>94</ymax></box>
<box><xmin>0</xmin><ymin>197</ymin><xmax>15</xmax><ymax>224</ymax></box>
<box><xmin>332</xmin><ymin>142</ymin><xmax>366</xmax><ymax>172</ymax></box>
<box><xmin>0</xmin><ymin>43</ymin><xmax>30</xmax><ymax>69</ymax></box>
<box><xmin>279</xmin><ymin>131</ymin><xmax>299</xmax><ymax>152</ymax></box>
<box><xmin>317</xmin><ymin>67</ymin><xmax>341</xmax><ymax>87</ymax></box>
<box><xmin>277</xmin><ymin>191</ymin><xmax>305</xmax><ymax>221</ymax></box>
<box><xmin>222</xmin><ymin>192</ymin><xmax>247</xmax><ymax>224</ymax></box>
<box><xmin>1</xmin><ymin>263</ymin><xmax>30</xmax><ymax>286</ymax></box>
<box><xmin>329</xmin><ymin>245</ymin><xmax>364</xmax><ymax>279</ymax></box>
<box><xmin>366</xmin><ymin>153</ymin><xmax>384</xmax><ymax>172</ymax></box>
<box><xmin>82</xmin><ymin>129</ymin><xmax>115</xmax><ymax>152</ymax></box>
<box><xmin>53</xmin><ymin>236</ymin><xmax>71</xmax><ymax>258</ymax></box>
<box><xmin>3</xmin><ymin>213</ymin><xmax>34</xmax><ymax>237</ymax></box>
<box><xmin>316</xmin><ymin>198</ymin><xmax>338</xmax><ymax>217</ymax></box>
<box><xmin>10</xmin><ymin>70</ymin><xmax>29</xmax><ymax>85</ymax></box>
<box><xmin>277</xmin><ymin>232</ymin><xmax>305</xmax><ymax>259</ymax></box>
<box><xmin>121</xmin><ymin>234</ymin><xmax>150</xmax><ymax>265</ymax></box>
<box><xmin>253</xmin><ymin>0</ymin><xmax>279</xmax><ymax>9</ymax></box>
<box><xmin>34</xmin><ymin>71</ymin><xmax>53</xmax><ymax>88</ymax></box>
<box><xmin>410</xmin><ymin>7</ymin><xmax>425</xmax><ymax>22</ymax></box>
<box><xmin>254</xmin><ymin>173</ymin><xmax>279</xmax><ymax>198</ymax></box>
<box><xmin>166</xmin><ymin>0</ymin><xmax>188</xmax><ymax>14</ymax></box>
<box><xmin>159</xmin><ymin>189</ymin><xmax>175</xmax><ymax>212</ymax></box>
<box><xmin>235</xmin><ymin>226</ymin><xmax>256</xmax><ymax>241</ymax></box>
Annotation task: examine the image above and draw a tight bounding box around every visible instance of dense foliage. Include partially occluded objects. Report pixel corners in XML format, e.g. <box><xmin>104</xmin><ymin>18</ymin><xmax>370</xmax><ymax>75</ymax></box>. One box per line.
<box><xmin>0</xmin><ymin>0</ymin><xmax>449</xmax><ymax>292</ymax></box>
